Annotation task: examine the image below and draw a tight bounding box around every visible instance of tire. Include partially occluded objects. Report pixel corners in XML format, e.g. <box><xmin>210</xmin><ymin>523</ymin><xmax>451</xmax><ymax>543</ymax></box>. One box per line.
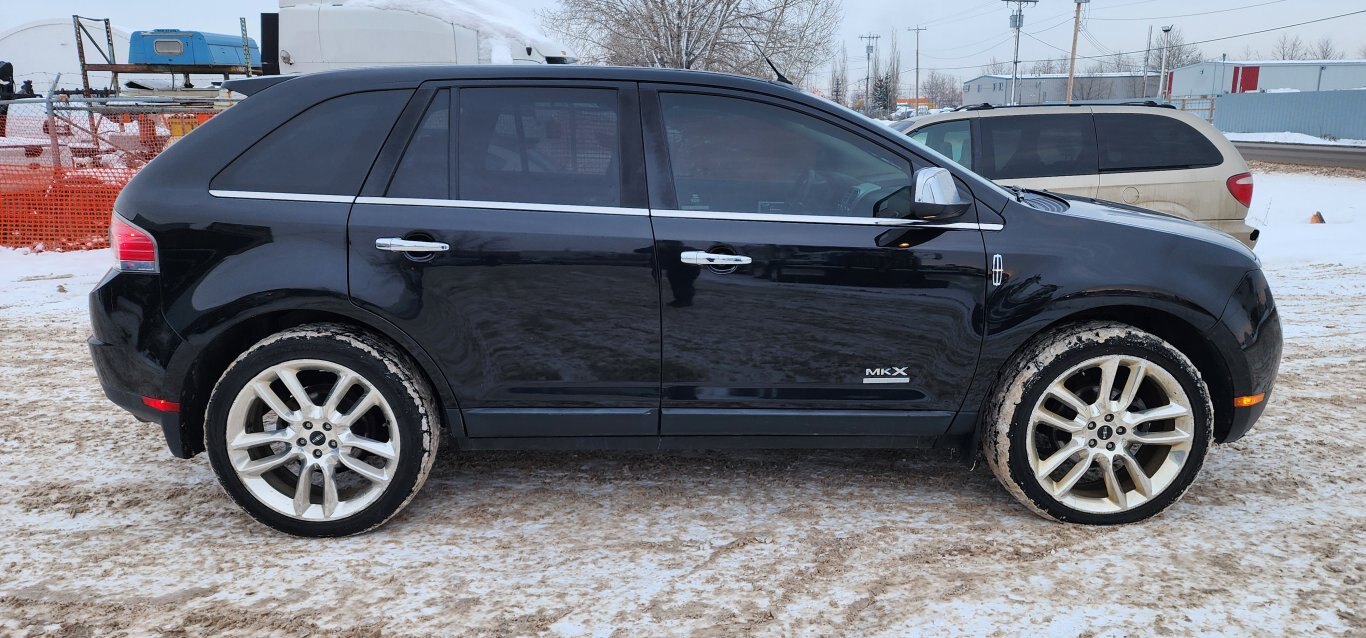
<box><xmin>983</xmin><ymin>322</ymin><xmax>1213</xmax><ymax>525</ymax></box>
<box><xmin>204</xmin><ymin>323</ymin><xmax>440</xmax><ymax>536</ymax></box>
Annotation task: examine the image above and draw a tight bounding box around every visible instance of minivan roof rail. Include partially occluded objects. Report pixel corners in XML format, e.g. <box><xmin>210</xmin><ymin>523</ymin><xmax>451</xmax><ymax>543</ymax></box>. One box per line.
<box><xmin>953</xmin><ymin>99</ymin><xmax>1176</xmax><ymax>111</ymax></box>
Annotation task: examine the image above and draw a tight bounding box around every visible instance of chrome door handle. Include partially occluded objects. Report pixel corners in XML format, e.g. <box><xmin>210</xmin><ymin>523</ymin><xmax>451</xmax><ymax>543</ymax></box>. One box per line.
<box><xmin>680</xmin><ymin>251</ymin><xmax>752</xmax><ymax>266</ymax></box>
<box><xmin>375</xmin><ymin>238</ymin><xmax>450</xmax><ymax>252</ymax></box>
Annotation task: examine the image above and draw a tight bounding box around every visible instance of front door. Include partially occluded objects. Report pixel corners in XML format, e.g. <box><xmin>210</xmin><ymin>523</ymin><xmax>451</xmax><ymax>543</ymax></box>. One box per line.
<box><xmin>347</xmin><ymin>83</ymin><xmax>660</xmax><ymax>437</ymax></box>
<box><xmin>642</xmin><ymin>87</ymin><xmax>988</xmax><ymax>437</ymax></box>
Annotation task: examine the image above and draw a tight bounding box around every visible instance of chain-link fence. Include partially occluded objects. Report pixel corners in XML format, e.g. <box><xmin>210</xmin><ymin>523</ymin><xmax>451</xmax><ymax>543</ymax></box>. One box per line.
<box><xmin>0</xmin><ymin>96</ymin><xmax>233</xmax><ymax>249</ymax></box>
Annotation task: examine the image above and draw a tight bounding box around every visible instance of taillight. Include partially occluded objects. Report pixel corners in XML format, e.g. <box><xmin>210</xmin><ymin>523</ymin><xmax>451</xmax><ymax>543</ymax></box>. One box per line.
<box><xmin>1227</xmin><ymin>173</ymin><xmax>1254</xmax><ymax>208</ymax></box>
<box><xmin>111</xmin><ymin>213</ymin><xmax>158</xmax><ymax>273</ymax></box>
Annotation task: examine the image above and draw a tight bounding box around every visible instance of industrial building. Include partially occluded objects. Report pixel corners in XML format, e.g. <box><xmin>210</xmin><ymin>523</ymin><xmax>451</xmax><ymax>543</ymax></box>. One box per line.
<box><xmin>1169</xmin><ymin>59</ymin><xmax>1366</xmax><ymax>98</ymax></box>
<box><xmin>961</xmin><ymin>72</ymin><xmax>1160</xmax><ymax>106</ymax></box>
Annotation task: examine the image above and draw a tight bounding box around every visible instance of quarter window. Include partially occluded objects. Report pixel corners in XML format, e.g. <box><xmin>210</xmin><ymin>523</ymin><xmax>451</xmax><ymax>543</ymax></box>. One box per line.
<box><xmin>152</xmin><ymin>39</ymin><xmax>184</xmax><ymax>56</ymax></box>
<box><xmin>910</xmin><ymin>120</ymin><xmax>973</xmax><ymax>170</ymax></box>
<box><xmin>387</xmin><ymin>90</ymin><xmax>450</xmax><ymax>199</ymax></box>
<box><xmin>1095</xmin><ymin>114</ymin><xmax>1223</xmax><ymax>172</ymax></box>
<box><xmin>977</xmin><ymin>114</ymin><xmax>1097</xmax><ymax>180</ymax></box>
<box><xmin>212</xmin><ymin>90</ymin><xmax>410</xmax><ymax>195</ymax></box>
<box><xmin>457</xmin><ymin>87</ymin><xmax>620</xmax><ymax>207</ymax></box>
<box><xmin>658</xmin><ymin>92</ymin><xmax>913</xmax><ymax>217</ymax></box>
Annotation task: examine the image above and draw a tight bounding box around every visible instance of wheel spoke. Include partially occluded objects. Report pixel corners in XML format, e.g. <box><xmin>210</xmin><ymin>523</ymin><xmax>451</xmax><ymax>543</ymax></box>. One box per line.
<box><xmin>335</xmin><ymin>389</ymin><xmax>380</xmax><ymax>427</ymax></box>
<box><xmin>1047</xmin><ymin>382</ymin><xmax>1092</xmax><ymax>418</ymax></box>
<box><xmin>1036</xmin><ymin>408</ymin><xmax>1085</xmax><ymax>433</ymax></box>
<box><xmin>293</xmin><ymin>464</ymin><xmax>314</xmax><ymax>516</ymax></box>
<box><xmin>1051</xmin><ymin>451</ymin><xmax>1094</xmax><ymax>497</ymax></box>
<box><xmin>1114</xmin><ymin>360</ymin><xmax>1148</xmax><ymax>412</ymax></box>
<box><xmin>321</xmin><ymin>371</ymin><xmax>358</xmax><ymax>416</ymax></box>
<box><xmin>1129</xmin><ymin>428</ymin><xmax>1191</xmax><ymax>446</ymax></box>
<box><xmin>228</xmin><ymin>428</ymin><xmax>295</xmax><ymax>451</ymax></box>
<box><xmin>276</xmin><ymin>367</ymin><xmax>316</xmax><ymax>411</ymax></box>
<box><xmin>321</xmin><ymin>461</ymin><xmax>340</xmax><ymax>518</ymax></box>
<box><xmin>253</xmin><ymin>381</ymin><xmax>298</xmax><ymax>421</ymax></box>
<box><xmin>1097</xmin><ymin>358</ymin><xmax>1120</xmax><ymax>407</ymax></box>
<box><xmin>339</xmin><ymin>453</ymin><xmax>390</xmax><ymax>484</ymax></box>
<box><xmin>235</xmin><ymin>450</ymin><xmax>297</xmax><ymax>475</ymax></box>
<box><xmin>1036</xmin><ymin>439</ymin><xmax>1085</xmax><ymax>480</ymax></box>
<box><xmin>1118</xmin><ymin>453</ymin><xmax>1153</xmax><ymax>498</ymax></box>
<box><xmin>1126</xmin><ymin>403</ymin><xmax>1189</xmax><ymax>426</ymax></box>
<box><xmin>340</xmin><ymin>431</ymin><xmax>396</xmax><ymax>460</ymax></box>
<box><xmin>1100</xmin><ymin>459</ymin><xmax>1127</xmax><ymax>509</ymax></box>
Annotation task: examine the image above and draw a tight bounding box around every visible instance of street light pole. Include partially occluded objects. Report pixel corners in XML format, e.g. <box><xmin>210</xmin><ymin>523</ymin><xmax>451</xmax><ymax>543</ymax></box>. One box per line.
<box><xmin>1065</xmin><ymin>0</ymin><xmax>1088</xmax><ymax>105</ymax></box>
<box><xmin>909</xmin><ymin>26</ymin><xmax>926</xmax><ymax>111</ymax></box>
<box><xmin>1158</xmin><ymin>25</ymin><xmax>1173</xmax><ymax>100</ymax></box>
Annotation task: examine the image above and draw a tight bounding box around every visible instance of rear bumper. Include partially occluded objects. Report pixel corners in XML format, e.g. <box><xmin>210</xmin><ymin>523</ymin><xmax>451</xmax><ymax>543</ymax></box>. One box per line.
<box><xmin>1205</xmin><ymin>219</ymin><xmax>1259</xmax><ymax>249</ymax></box>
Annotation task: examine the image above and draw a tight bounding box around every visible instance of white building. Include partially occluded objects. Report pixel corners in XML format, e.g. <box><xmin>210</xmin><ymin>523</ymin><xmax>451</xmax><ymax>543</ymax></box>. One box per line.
<box><xmin>962</xmin><ymin>72</ymin><xmax>1160</xmax><ymax>106</ymax></box>
<box><xmin>1169</xmin><ymin>59</ymin><xmax>1366</xmax><ymax>98</ymax></box>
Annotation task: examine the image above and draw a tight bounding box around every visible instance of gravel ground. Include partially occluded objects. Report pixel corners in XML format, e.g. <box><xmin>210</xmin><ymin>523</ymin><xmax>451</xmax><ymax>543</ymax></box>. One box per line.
<box><xmin>1</xmin><ymin>181</ymin><xmax>1363</xmax><ymax>637</ymax></box>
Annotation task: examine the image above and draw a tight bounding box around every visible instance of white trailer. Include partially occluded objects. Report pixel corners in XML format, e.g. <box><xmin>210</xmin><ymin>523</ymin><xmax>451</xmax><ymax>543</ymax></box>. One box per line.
<box><xmin>271</xmin><ymin>0</ymin><xmax>575</xmax><ymax>74</ymax></box>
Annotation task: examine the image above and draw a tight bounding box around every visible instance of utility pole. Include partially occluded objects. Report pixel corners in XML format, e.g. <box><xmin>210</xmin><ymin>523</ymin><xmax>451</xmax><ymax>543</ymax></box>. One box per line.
<box><xmin>1002</xmin><ymin>0</ymin><xmax>1037</xmax><ymax>105</ymax></box>
<box><xmin>908</xmin><ymin>26</ymin><xmax>926</xmax><ymax>111</ymax></box>
<box><xmin>1142</xmin><ymin>25</ymin><xmax>1153</xmax><ymax>98</ymax></box>
<box><xmin>1158</xmin><ymin>25</ymin><xmax>1173</xmax><ymax>100</ymax></box>
<box><xmin>859</xmin><ymin>33</ymin><xmax>880</xmax><ymax>115</ymax></box>
<box><xmin>1065</xmin><ymin>0</ymin><xmax>1088</xmax><ymax>105</ymax></box>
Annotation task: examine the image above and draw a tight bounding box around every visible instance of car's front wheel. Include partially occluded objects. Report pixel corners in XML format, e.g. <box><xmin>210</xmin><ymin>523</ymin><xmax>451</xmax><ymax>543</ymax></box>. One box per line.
<box><xmin>984</xmin><ymin>322</ymin><xmax>1213</xmax><ymax>524</ymax></box>
<box><xmin>205</xmin><ymin>324</ymin><xmax>440</xmax><ymax>536</ymax></box>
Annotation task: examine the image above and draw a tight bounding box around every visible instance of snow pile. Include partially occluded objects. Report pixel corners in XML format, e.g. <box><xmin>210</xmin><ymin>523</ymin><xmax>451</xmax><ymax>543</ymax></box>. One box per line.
<box><xmin>1247</xmin><ymin>171</ymin><xmax>1366</xmax><ymax>269</ymax></box>
<box><xmin>336</xmin><ymin>0</ymin><xmax>552</xmax><ymax>64</ymax></box>
<box><xmin>1224</xmin><ymin>131</ymin><xmax>1366</xmax><ymax>147</ymax></box>
<box><xmin>0</xmin><ymin>247</ymin><xmax>110</xmax><ymax>318</ymax></box>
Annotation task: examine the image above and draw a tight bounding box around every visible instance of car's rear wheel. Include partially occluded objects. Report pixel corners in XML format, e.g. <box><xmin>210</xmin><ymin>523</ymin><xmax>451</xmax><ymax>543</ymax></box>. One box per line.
<box><xmin>984</xmin><ymin>322</ymin><xmax>1213</xmax><ymax>524</ymax></box>
<box><xmin>205</xmin><ymin>324</ymin><xmax>439</xmax><ymax>536</ymax></box>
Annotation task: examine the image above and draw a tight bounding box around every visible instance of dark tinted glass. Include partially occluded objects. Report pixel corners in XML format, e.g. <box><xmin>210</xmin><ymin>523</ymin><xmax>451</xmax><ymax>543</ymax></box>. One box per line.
<box><xmin>213</xmin><ymin>90</ymin><xmax>409</xmax><ymax>195</ymax></box>
<box><xmin>1095</xmin><ymin>113</ymin><xmax>1223</xmax><ymax>172</ymax></box>
<box><xmin>387</xmin><ymin>90</ymin><xmax>450</xmax><ymax>199</ymax></box>
<box><xmin>457</xmin><ymin>87</ymin><xmax>620</xmax><ymax>206</ymax></box>
<box><xmin>659</xmin><ymin>92</ymin><xmax>912</xmax><ymax>217</ymax></box>
<box><xmin>977</xmin><ymin>114</ymin><xmax>1096</xmax><ymax>180</ymax></box>
<box><xmin>909</xmin><ymin>119</ymin><xmax>973</xmax><ymax>170</ymax></box>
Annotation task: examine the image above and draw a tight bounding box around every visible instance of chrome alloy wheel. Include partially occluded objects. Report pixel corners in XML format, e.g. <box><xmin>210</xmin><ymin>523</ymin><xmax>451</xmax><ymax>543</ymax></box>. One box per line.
<box><xmin>1026</xmin><ymin>354</ymin><xmax>1195</xmax><ymax>514</ymax></box>
<box><xmin>225</xmin><ymin>359</ymin><xmax>400</xmax><ymax>521</ymax></box>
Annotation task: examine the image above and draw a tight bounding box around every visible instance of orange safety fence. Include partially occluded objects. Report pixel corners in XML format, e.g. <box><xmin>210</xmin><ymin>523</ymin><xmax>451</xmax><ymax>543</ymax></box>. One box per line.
<box><xmin>0</xmin><ymin>98</ymin><xmax>223</xmax><ymax>250</ymax></box>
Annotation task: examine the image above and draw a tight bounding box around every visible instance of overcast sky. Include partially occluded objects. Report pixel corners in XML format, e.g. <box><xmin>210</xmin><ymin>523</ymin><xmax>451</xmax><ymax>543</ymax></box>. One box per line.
<box><xmin>8</xmin><ymin>0</ymin><xmax>1365</xmax><ymax>85</ymax></box>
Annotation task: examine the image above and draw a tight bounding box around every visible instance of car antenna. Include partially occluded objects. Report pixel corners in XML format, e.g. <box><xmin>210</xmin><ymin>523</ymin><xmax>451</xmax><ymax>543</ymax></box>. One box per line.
<box><xmin>737</xmin><ymin>24</ymin><xmax>792</xmax><ymax>85</ymax></box>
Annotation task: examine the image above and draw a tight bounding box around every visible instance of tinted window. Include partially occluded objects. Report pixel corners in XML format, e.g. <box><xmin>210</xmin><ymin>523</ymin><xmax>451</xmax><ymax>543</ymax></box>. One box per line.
<box><xmin>659</xmin><ymin>92</ymin><xmax>912</xmax><ymax>217</ymax></box>
<box><xmin>458</xmin><ymin>87</ymin><xmax>620</xmax><ymax>207</ymax></box>
<box><xmin>977</xmin><ymin>114</ymin><xmax>1096</xmax><ymax>180</ymax></box>
<box><xmin>1095</xmin><ymin>114</ymin><xmax>1223</xmax><ymax>172</ymax></box>
<box><xmin>387</xmin><ymin>90</ymin><xmax>450</xmax><ymax>199</ymax></box>
<box><xmin>213</xmin><ymin>90</ymin><xmax>409</xmax><ymax>195</ymax></box>
<box><xmin>910</xmin><ymin>120</ymin><xmax>973</xmax><ymax>170</ymax></box>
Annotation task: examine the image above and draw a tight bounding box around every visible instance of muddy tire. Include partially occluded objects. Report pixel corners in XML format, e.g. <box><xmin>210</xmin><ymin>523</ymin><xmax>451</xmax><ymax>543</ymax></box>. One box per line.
<box><xmin>204</xmin><ymin>324</ymin><xmax>440</xmax><ymax>536</ymax></box>
<box><xmin>983</xmin><ymin>322</ymin><xmax>1213</xmax><ymax>525</ymax></box>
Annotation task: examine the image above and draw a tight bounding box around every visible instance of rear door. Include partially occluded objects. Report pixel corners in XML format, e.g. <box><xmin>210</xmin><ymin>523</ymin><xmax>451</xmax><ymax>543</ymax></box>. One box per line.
<box><xmin>974</xmin><ymin>112</ymin><xmax>1099</xmax><ymax>198</ymax></box>
<box><xmin>347</xmin><ymin>82</ymin><xmax>660</xmax><ymax>438</ymax></box>
<box><xmin>642</xmin><ymin>85</ymin><xmax>988</xmax><ymax>437</ymax></box>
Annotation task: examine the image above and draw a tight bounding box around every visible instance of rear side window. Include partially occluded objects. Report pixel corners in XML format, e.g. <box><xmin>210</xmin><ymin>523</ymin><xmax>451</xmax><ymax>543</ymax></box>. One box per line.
<box><xmin>387</xmin><ymin>90</ymin><xmax>450</xmax><ymax>199</ymax></box>
<box><xmin>213</xmin><ymin>90</ymin><xmax>409</xmax><ymax>195</ymax></box>
<box><xmin>457</xmin><ymin>87</ymin><xmax>620</xmax><ymax>207</ymax></box>
<box><xmin>910</xmin><ymin>120</ymin><xmax>973</xmax><ymax>170</ymax></box>
<box><xmin>977</xmin><ymin>114</ymin><xmax>1096</xmax><ymax>180</ymax></box>
<box><xmin>1095</xmin><ymin>114</ymin><xmax>1223</xmax><ymax>172</ymax></box>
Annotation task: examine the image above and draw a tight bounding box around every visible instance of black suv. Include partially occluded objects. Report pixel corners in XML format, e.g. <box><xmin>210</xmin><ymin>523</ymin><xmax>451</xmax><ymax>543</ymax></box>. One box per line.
<box><xmin>90</xmin><ymin>66</ymin><xmax>1280</xmax><ymax>536</ymax></box>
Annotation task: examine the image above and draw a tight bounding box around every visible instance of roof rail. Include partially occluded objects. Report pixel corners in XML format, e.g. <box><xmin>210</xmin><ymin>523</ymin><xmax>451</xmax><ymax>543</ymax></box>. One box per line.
<box><xmin>954</xmin><ymin>99</ymin><xmax>1176</xmax><ymax>110</ymax></box>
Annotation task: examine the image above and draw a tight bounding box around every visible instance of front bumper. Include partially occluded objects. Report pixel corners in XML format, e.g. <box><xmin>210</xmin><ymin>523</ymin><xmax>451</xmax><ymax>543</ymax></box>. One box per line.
<box><xmin>1207</xmin><ymin>269</ymin><xmax>1282</xmax><ymax>442</ymax></box>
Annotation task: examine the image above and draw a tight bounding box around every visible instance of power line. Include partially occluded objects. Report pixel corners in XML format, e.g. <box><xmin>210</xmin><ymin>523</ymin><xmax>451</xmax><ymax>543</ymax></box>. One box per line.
<box><xmin>1088</xmin><ymin>0</ymin><xmax>1287</xmax><ymax>22</ymax></box>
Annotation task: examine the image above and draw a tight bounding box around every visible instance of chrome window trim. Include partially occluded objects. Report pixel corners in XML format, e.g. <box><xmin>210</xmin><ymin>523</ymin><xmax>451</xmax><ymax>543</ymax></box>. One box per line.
<box><xmin>355</xmin><ymin>196</ymin><xmax>649</xmax><ymax>217</ymax></box>
<box><xmin>209</xmin><ymin>190</ymin><xmax>356</xmax><ymax>204</ymax></box>
<box><xmin>652</xmin><ymin>209</ymin><xmax>1000</xmax><ymax>231</ymax></box>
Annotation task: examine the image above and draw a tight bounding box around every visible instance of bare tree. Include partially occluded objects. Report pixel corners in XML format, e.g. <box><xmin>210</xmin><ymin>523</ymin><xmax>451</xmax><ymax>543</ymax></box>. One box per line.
<box><xmin>1073</xmin><ymin>61</ymin><xmax>1113</xmax><ymax>101</ymax></box>
<box><xmin>1240</xmin><ymin>44</ymin><xmax>1261</xmax><ymax>60</ymax></box>
<box><xmin>883</xmin><ymin>30</ymin><xmax>901</xmax><ymax>113</ymax></box>
<box><xmin>981</xmin><ymin>57</ymin><xmax>1008</xmax><ymax>75</ymax></box>
<box><xmin>1157</xmin><ymin>28</ymin><xmax>1203</xmax><ymax>69</ymax></box>
<box><xmin>1028</xmin><ymin>58</ymin><xmax>1059</xmax><ymax>75</ymax></box>
<box><xmin>829</xmin><ymin>46</ymin><xmax>848</xmax><ymax>105</ymax></box>
<box><xmin>541</xmin><ymin>0</ymin><xmax>842</xmax><ymax>87</ymax></box>
<box><xmin>1312</xmin><ymin>36</ymin><xmax>1343</xmax><ymax>60</ymax></box>
<box><xmin>1272</xmin><ymin>34</ymin><xmax>1309</xmax><ymax>60</ymax></box>
<box><xmin>920</xmin><ymin>71</ymin><xmax>960</xmax><ymax>108</ymax></box>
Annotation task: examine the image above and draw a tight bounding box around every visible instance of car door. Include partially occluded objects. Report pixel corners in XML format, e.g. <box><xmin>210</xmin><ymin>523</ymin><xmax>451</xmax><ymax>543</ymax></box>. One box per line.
<box><xmin>974</xmin><ymin>112</ymin><xmax>1099</xmax><ymax>198</ymax></box>
<box><xmin>641</xmin><ymin>85</ymin><xmax>988</xmax><ymax>437</ymax></box>
<box><xmin>347</xmin><ymin>82</ymin><xmax>660</xmax><ymax>438</ymax></box>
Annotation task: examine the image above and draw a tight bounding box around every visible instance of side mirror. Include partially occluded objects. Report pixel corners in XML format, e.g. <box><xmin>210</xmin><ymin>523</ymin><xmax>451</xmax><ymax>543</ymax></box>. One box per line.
<box><xmin>873</xmin><ymin>167</ymin><xmax>972</xmax><ymax>221</ymax></box>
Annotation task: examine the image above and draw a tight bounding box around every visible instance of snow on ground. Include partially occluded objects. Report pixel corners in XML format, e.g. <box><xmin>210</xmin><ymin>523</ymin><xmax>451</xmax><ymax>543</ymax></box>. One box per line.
<box><xmin>0</xmin><ymin>169</ymin><xmax>1363</xmax><ymax>636</ymax></box>
<box><xmin>1223</xmin><ymin>131</ymin><xmax>1366</xmax><ymax>147</ymax></box>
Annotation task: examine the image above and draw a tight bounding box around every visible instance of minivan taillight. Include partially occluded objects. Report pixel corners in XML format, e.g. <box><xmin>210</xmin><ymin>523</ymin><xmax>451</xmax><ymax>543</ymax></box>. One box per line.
<box><xmin>1227</xmin><ymin>173</ymin><xmax>1254</xmax><ymax>208</ymax></box>
<box><xmin>111</xmin><ymin>213</ymin><xmax>158</xmax><ymax>273</ymax></box>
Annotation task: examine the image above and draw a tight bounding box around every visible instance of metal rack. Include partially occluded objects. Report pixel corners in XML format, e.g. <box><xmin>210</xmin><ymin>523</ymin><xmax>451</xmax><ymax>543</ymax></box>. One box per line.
<box><xmin>71</xmin><ymin>15</ymin><xmax>262</xmax><ymax>98</ymax></box>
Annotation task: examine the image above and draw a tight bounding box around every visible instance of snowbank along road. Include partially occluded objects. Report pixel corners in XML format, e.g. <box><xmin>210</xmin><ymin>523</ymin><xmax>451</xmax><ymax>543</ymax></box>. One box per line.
<box><xmin>0</xmin><ymin>168</ymin><xmax>1363</xmax><ymax>636</ymax></box>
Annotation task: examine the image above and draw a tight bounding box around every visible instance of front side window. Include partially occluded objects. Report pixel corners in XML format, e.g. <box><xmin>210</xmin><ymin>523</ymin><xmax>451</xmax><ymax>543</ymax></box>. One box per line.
<box><xmin>1095</xmin><ymin>113</ymin><xmax>1223</xmax><ymax>172</ymax></box>
<box><xmin>658</xmin><ymin>92</ymin><xmax>912</xmax><ymax>217</ymax></box>
<box><xmin>910</xmin><ymin>120</ymin><xmax>973</xmax><ymax>170</ymax></box>
<box><xmin>457</xmin><ymin>87</ymin><xmax>620</xmax><ymax>207</ymax></box>
<box><xmin>212</xmin><ymin>90</ymin><xmax>410</xmax><ymax>195</ymax></box>
<box><xmin>977</xmin><ymin>114</ymin><xmax>1097</xmax><ymax>180</ymax></box>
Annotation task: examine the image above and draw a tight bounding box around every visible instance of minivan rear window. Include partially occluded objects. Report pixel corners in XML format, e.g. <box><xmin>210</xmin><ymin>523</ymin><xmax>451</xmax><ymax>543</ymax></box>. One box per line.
<box><xmin>977</xmin><ymin>114</ymin><xmax>1097</xmax><ymax>180</ymax></box>
<box><xmin>212</xmin><ymin>90</ymin><xmax>410</xmax><ymax>196</ymax></box>
<box><xmin>1095</xmin><ymin>113</ymin><xmax>1223</xmax><ymax>172</ymax></box>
